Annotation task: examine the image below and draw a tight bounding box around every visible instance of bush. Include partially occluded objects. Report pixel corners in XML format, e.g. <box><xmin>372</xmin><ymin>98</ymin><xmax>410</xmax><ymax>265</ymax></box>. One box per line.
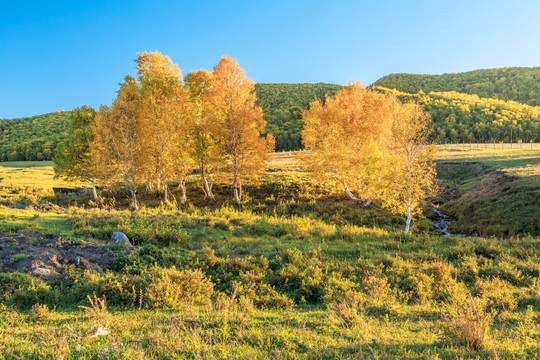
<box><xmin>441</xmin><ymin>292</ymin><xmax>496</xmax><ymax>351</ymax></box>
<box><xmin>474</xmin><ymin>277</ymin><xmax>517</xmax><ymax>311</ymax></box>
<box><xmin>145</xmin><ymin>267</ymin><xmax>214</xmax><ymax>308</ymax></box>
<box><xmin>0</xmin><ymin>272</ymin><xmax>54</xmax><ymax>308</ymax></box>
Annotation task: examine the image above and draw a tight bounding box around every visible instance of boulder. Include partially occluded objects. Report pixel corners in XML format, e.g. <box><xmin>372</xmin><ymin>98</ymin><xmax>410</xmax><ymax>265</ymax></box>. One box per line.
<box><xmin>110</xmin><ymin>232</ymin><xmax>132</xmax><ymax>246</ymax></box>
<box><xmin>32</xmin><ymin>267</ymin><xmax>51</xmax><ymax>277</ymax></box>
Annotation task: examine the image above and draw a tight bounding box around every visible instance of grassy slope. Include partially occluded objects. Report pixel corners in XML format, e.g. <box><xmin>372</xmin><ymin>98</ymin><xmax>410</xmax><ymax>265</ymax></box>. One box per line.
<box><xmin>435</xmin><ymin>148</ymin><xmax>540</xmax><ymax>236</ymax></box>
<box><xmin>0</xmin><ymin>153</ymin><xmax>539</xmax><ymax>359</ymax></box>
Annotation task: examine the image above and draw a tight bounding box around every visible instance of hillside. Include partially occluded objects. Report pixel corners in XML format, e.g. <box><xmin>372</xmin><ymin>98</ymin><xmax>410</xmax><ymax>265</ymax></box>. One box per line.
<box><xmin>2</xmin><ymin>79</ymin><xmax>539</xmax><ymax>160</ymax></box>
<box><xmin>255</xmin><ymin>83</ymin><xmax>342</xmax><ymax>151</ymax></box>
<box><xmin>375</xmin><ymin>87</ymin><xmax>540</xmax><ymax>143</ymax></box>
<box><xmin>0</xmin><ymin>84</ymin><xmax>342</xmax><ymax>161</ymax></box>
<box><xmin>0</xmin><ymin>111</ymin><xmax>71</xmax><ymax>162</ymax></box>
<box><xmin>373</xmin><ymin>67</ymin><xmax>540</xmax><ymax>106</ymax></box>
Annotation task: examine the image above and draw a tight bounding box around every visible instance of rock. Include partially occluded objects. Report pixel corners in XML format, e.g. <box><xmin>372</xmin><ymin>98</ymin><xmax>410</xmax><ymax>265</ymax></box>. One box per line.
<box><xmin>110</xmin><ymin>232</ymin><xmax>132</xmax><ymax>246</ymax></box>
<box><xmin>88</xmin><ymin>325</ymin><xmax>110</xmax><ymax>338</ymax></box>
<box><xmin>32</xmin><ymin>267</ymin><xmax>51</xmax><ymax>277</ymax></box>
<box><xmin>78</xmin><ymin>256</ymin><xmax>103</xmax><ymax>273</ymax></box>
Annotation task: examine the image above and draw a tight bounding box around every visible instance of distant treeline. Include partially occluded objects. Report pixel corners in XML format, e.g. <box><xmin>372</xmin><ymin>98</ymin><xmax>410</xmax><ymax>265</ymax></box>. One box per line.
<box><xmin>374</xmin><ymin>67</ymin><xmax>540</xmax><ymax>106</ymax></box>
<box><xmin>2</xmin><ymin>73</ymin><xmax>540</xmax><ymax>161</ymax></box>
<box><xmin>0</xmin><ymin>112</ymin><xmax>71</xmax><ymax>161</ymax></box>
<box><xmin>255</xmin><ymin>83</ymin><xmax>342</xmax><ymax>151</ymax></box>
<box><xmin>0</xmin><ymin>84</ymin><xmax>342</xmax><ymax>161</ymax></box>
<box><xmin>376</xmin><ymin>87</ymin><xmax>540</xmax><ymax>142</ymax></box>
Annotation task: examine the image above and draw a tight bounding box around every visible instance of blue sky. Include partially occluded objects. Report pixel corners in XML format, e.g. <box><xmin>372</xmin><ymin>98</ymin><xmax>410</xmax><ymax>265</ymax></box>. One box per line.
<box><xmin>1</xmin><ymin>0</ymin><xmax>539</xmax><ymax>118</ymax></box>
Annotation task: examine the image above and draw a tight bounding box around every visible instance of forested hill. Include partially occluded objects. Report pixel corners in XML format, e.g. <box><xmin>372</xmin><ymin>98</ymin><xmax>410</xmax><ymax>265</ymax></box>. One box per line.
<box><xmin>373</xmin><ymin>67</ymin><xmax>540</xmax><ymax>106</ymax></box>
<box><xmin>0</xmin><ymin>83</ymin><xmax>342</xmax><ymax>161</ymax></box>
<box><xmin>376</xmin><ymin>86</ymin><xmax>540</xmax><ymax>143</ymax></box>
<box><xmin>255</xmin><ymin>83</ymin><xmax>342</xmax><ymax>151</ymax></box>
<box><xmin>3</xmin><ymin>80</ymin><xmax>538</xmax><ymax>162</ymax></box>
<box><xmin>0</xmin><ymin>112</ymin><xmax>71</xmax><ymax>162</ymax></box>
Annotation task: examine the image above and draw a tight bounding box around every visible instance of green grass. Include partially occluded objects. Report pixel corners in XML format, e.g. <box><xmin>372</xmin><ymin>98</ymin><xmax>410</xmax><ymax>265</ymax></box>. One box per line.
<box><xmin>0</xmin><ymin>161</ymin><xmax>55</xmax><ymax>168</ymax></box>
<box><xmin>0</xmin><ymin>207</ymin><xmax>74</xmax><ymax>238</ymax></box>
<box><xmin>435</xmin><ymin>148</ymin><xmax>540</xmax><ymax>237</ymax></box>
<box><xmin>0</xmin><ymin>152</ymin><xmax>539</xmax><ymax>358</ymax></box>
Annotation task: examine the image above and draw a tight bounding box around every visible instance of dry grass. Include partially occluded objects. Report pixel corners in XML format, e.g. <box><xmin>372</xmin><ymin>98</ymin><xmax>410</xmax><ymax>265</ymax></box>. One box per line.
<box><xmin>78</xmin><ymin>294</ymin><xmax>108</xmax><ymax>322</ymax></box>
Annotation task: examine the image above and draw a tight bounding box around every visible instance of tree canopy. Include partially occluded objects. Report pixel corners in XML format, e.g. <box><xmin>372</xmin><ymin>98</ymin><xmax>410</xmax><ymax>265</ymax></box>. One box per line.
<box><xmin>0</xmin><ymin>112</ymin><xmax>70</xmax><ymax>161</ymax></box>
<box><xmin>376</xmin><ymin>87</ymin><xmax>540</xmax><ymax>143</ymax></box>
<box><xmin>373</xmin><ymin>67</ymin><xmax>540</xmax><ymax>106</ymax></box>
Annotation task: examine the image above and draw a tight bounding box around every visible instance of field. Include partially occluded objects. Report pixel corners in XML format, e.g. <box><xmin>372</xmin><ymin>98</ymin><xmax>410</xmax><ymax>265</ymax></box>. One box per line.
<box><xmin>0</xmin><ymin>149</ymin><xmax>540</xmax><ymax>359</ymax></box>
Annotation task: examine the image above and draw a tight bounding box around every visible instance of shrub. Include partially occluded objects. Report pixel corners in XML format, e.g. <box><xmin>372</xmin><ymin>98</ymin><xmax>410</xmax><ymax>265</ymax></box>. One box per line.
<box><xmin>78</xmin><ymin>294</ymin><xmax>108</xmax><ymax>321</ymax></box>
<box><xmin>0</xmin><ymin>272</ymin><xmax>54</xmax><ymax>308</ymax></box>
<box><xmin>410</xmin><ymin>272</ymin><xmax>434</xmax><ymax>304</ymax></box>
<box><xmin>330</xmin><ymin>297</ymin><xmax>365</xmax><ymax>327</ymax></box>
<box><xmin>30</xmin><ymin>303</ymin><xmax>50</xmax><ymax>320</ymax></box>
<box><xmin>441</xmin><ymin>292</ymin><xmax>496</xmax><ymax>351</ymax></box>
<box><xmin>145</xmin><ymin>267</ymin><xmax>214</xmax><ymax>308</ymax></box>
<box><xmin>474</xmin><ymin>277</ymin><xmax>517</xmax><ymax>311</ymax></box>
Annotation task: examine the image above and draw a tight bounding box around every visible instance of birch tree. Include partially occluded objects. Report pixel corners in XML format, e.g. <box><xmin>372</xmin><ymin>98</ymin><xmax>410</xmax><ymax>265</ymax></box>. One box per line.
<box><xmin>302</xmin><ymin>82</ymin><xmax>397</xmax><ymax>205</ymax></box>
<box><xmin>381</xmin><ymin>103</ymin><xmax>436</xmax><ymax>234</ymax></box>
<box><xmin>54</xmin><ymin>106</ymin><xmax>100</xmax><ymax>201</ymax></box>
<box><xmin>93</xmin><ymin>76</ymin><xmax>144</xmax><ymax>210</ymax></box>
<box><xmin>185</xmin><ymin>70</ymin><xmax>218</xmax><ymax>200</ymax></box>
<box><xmin>136</xmin><ymin>51</ymin><xmax>185</xmax><ymax>204</ymax></box>
<box><xmin>208</xmin><ymin>56</ymin><xmax>272</xmax><ymax>205</ymax></box>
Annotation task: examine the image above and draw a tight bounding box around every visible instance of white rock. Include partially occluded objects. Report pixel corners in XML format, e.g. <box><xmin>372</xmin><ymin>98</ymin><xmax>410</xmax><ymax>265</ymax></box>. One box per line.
<box><xmin>88</xmin><ymin>325</ymin><xmax>110</xmax><ymax>338</ymax></box>
<box><xmin>32</xmin><ymin>267</ymin><xmax>51</xmax><ymax>277</ymax></box>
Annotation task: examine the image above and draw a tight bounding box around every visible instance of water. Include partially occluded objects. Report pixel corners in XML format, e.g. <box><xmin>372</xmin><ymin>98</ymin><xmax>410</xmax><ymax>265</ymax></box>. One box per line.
<box><xmin>432</xmin><ymin>208</ymin><xmax>468</xmax><ymax>237</ymax></box>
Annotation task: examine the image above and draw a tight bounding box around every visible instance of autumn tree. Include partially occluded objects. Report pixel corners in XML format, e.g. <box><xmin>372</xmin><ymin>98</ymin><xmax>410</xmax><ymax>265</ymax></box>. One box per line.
<box><xmin>93</xmin><ymin>76</ymin><xmax>145</xmax><ymax>210</ymax></box>
<box><xmin>136</xmin><ymin>51</ymin><xmax>188</xmax><ymax>204</ymax></box>
<box><xmin>208</xmin><ymin>57</ymin><xmax>273</xmax><ymax>205</ymax></box>
<box><xmin>302</xmin><ymin>82</ymin><xmax>397</xmax><ymax>205</ymax></box>
<box><xmin>381</xmin><ymin>103</ymin><xmax>436</xmax><ymax>234</ymax></box>
<box><xmin>185</xmin><ymin>70</ymin><xmax>218</xmax><ymax>200</ymax></box>
<box><xmin>54</xmin><ymin>106</ymin><xmax>100</xmax><ymax>201</ymax></box>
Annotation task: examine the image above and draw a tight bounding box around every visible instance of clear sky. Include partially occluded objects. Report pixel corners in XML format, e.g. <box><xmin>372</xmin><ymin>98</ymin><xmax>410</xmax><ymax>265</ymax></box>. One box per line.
<box><xmin>1</xmin><ymin>0</ymin><xmax>539</xmax><ymax>118</ymax></box>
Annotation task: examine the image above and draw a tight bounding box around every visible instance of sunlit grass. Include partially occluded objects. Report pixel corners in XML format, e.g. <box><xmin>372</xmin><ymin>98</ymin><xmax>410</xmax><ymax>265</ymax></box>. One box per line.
<box><xmin>0</xmin><ymin>153</ymin><xmax>539</xmax><ymax>358</ymax></box>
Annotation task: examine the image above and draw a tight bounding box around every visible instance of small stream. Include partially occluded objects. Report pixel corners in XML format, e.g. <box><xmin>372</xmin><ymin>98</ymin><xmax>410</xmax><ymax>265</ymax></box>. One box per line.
<box><xmin>432</xmin><ymin>208</ymin><xmax>469</xmax><ymax>237</ymax></box>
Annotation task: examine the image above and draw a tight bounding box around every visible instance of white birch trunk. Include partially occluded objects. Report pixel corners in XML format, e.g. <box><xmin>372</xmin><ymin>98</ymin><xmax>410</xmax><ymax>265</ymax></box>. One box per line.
<box><xmin>164</xmin><ymin>183</ymin><xmax>170</xmax><ymax>204</ymax></box>
<box><xmin>233</xmin><ymin>183</ymin><xmax>241</xmax><ymax>205</ymax></box>
<box><xmin>341</xmin><ymin>180</ymin><xmax>371</xmax><ymax>207</ymax></box>
<box><xmin>404</xmin><ymin>199</ymin><xmax>412</xmax><ymax>234</ymax></box>
<box><xmin>130</xmin><ymin>189</ymin><xmax>139</xmax><ymax>210</ymax></box>
<box><xmin>202</xmin><ymin>176</ymin><xmax>215</xmax><ymax>200</ymax></box>
<box><xmin>179</xmin><ymin>178</ymin><xmax>187</xmax><ymax>205</ymax></box>
<box><xmin>91</xmin><ymin>177</ymin><xmax>99</xmax><ymax>202</ymax></box>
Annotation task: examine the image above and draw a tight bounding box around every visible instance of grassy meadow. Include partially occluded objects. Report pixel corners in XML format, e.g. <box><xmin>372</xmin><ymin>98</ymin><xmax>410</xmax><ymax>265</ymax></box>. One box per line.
<box><xmin>0</xmin><ymin>148</ymin><xmax>540</xmax><ymax>359</ymax></box>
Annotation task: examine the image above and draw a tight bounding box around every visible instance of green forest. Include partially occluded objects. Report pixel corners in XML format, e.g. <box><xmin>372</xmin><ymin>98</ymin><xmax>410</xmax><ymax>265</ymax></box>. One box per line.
<box><xmin>0</xmin><ymin>84</ymin><xmax>342</xmax><ymax>161</ymax></box>
<box><xmin>0</xmin><ymin>111</ymin><xmax>71</xmax><ymax>162</ymax></box>
<box><xmin>255</xmin><ymin>83</ymin><xmax>342</xmax><ymax>151</ymax></box>
<box><xmin>374</xmin><ymin>67</ymin><xmax>540</xmax><ymax>106</ymax></box>
<box><xmin>376</xmin><ymin>87</ymin><xmax>540</xmax><ymax>143</ymax></box>
<box><xmin>1</xmin><ymin>71</ymin><xmax>540</xmax><ymax>161</ymax></box>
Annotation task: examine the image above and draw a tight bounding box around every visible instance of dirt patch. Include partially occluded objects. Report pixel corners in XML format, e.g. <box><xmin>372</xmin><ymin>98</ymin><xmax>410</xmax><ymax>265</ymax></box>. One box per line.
<box><xmin>0</xmin><ymin>231</ymin><xmax>133</xmax><ymax>281</ymax></box>
<box><xmin>459</xmin><ymin>171</ymin><xmax>517</xmax><ymax>200</ymax></box>
<box><xmin>7</xmin><ymin>203</ymin><xmax>66</xmax><ymax>212</ymax></box>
